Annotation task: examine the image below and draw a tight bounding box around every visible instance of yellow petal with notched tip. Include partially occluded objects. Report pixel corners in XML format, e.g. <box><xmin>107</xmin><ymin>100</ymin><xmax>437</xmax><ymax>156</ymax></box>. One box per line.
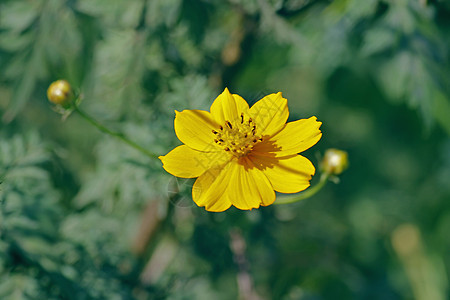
<box><xmin>248</xmin><ymin>92</ymin><xmax>288</xmax><ymax>138</ymax></box>
<box><xmin>192</xmin><ymin>163</ymin><xmax>233</xmax><ymax>212</ymax></box>
<box><xmin>227</xmin><ymin>157</ymin><xmax>275</xmax><ymax>210</ymax></box>
<box><xmin>159</xmin><ymin>145</ymin><xmax>231</xmax><ymax>178</ymax></box>
<box><xmin>253</xmin><ymin>116</ymin><xmax>322</xmax><ymax>157</ymax></box>
<box><xmin>210</xmin><ymin>88</ymin><xmax>249</xmax><ymax>125</ymax></box>
<box><xmin>174</xmin><ymin>109</ymin><xmax>220</xmax><ymax>152</ymax></box>
<box><xmin>249</xmin><ymin>153</ymin><xmax>315</xmax><ymax>193</ymax></box>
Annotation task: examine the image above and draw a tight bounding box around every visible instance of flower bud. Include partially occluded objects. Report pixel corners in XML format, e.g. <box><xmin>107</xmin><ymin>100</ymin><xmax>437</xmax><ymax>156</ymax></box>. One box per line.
<box><xmin>47</xmin><ymin>80</ymin><xmax>74</xmax><ymax>106</ymax></box>
<box><xmin>321</xmin><ymin>148</ymin><xmax>348</xmax><ymax>175</ymax></box>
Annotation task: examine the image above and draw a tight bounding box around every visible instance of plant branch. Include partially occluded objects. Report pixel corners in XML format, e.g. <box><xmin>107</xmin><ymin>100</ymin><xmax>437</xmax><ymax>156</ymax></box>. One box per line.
<box><xmin>73</xmin><ymin>106</ymin><xmax>159</xmax><ymax>160</ymax></box>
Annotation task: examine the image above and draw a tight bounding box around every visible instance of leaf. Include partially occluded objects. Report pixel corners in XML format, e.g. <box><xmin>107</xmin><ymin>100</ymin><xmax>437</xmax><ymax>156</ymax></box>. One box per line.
<box><xmin>0</xmin><ymin>274</ymin><xmax>39</xmax><ymax>300</ymax></box>
<box><xmin>76</xmin><ymin>0</ymin><xmax>144</xmax><ymax>28</ymax></box>
<box><xmin>0</xmin><ymin>1</ymin><xmax>40</xmax><ymax>32</ymax></box>
<box><xmin>432</xmin><ymin>91</ymin><xmax>450</xmax><ymax>135</ymax></box>
<box><xmin>377</xmin><ymin>51</ymin><xmax>412</xmax><ymax>102</ymax></box>
<box><xmin>0</xmin><ymin>31</ymin><xmax>34</xmax><ymax>52</ymax></box>
<box><xmin>361</xmin><ymin>27</ymin><xmax>397</xmax><ymax>57</ymax></box>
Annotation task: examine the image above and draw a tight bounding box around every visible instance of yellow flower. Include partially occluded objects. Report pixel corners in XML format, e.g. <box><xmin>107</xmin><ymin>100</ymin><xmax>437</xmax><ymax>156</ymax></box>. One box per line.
<box><xmin>159</xmin><ymin>88</ymin><xmax>322</xmax><ymax>212</ymax></box>
<box><xmin>47</xmin><ymin>80</ymin><xmax>74</xmax><ymax>106</ymax></box>
<box><xmin>321</xmin><ymin>148</ymin><xmax>348</xmax><ymax>175</ymax></box>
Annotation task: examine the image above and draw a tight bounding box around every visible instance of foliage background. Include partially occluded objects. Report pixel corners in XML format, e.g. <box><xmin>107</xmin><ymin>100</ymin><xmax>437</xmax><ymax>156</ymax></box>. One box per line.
<box><xmin>1</xmin><ymin>0</ymin><xmax>449</xmax><ymax>299</ymax></box>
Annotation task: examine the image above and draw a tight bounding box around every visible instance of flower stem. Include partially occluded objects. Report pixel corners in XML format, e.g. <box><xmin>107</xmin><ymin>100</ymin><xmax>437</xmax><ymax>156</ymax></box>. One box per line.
<box><xmin>73</xmin><ymin>106</ymin><xmax>159</xmax><ymax>160</ymax></box>
<box><xmin>274</xmin><ymin>173</ymin><xmax>330</xmax><ymax>205</ymax></box>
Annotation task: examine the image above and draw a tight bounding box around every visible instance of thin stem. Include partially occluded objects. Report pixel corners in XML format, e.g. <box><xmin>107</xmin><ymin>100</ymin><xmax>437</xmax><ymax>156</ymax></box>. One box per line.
<box><xmin>73</xmin><ymin>106</ymin><xmax>159</xmax><ymax>160</ymax></box>
<box><xmin>274</xmin><ymin>173</ymin><xmax>330</xmax><ymax>205</ymax></box>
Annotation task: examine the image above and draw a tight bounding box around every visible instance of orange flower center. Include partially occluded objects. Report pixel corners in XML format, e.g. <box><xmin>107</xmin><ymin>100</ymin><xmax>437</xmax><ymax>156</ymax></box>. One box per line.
<box><xmin>212</xmin><ymin>113</ymin><xmax>263</xmax><ymax>158</ymax></box>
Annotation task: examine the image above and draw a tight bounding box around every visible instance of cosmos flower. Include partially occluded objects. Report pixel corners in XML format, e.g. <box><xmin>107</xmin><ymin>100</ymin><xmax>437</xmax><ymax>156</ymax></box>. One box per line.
<box><xmin>159</xmin><ymin>88</ymin><xmax>322</xmax><ymax>212</ymax></box>
<box><xmin>47</xmin><ymin>80</ymin><xmax>74</xmax><ymax>107</ymax></box>
<box><xmin>321</xmin><ymin>148</ymin><xmax>349</xmax><ymax>175</ymax></box>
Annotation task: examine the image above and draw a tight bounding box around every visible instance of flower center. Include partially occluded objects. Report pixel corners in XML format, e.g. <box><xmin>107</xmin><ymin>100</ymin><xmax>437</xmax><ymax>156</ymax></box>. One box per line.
<box><xmin>212</xmin><ymin>113</ymin><xmax>263</xmax><ymax>158</ymax></box>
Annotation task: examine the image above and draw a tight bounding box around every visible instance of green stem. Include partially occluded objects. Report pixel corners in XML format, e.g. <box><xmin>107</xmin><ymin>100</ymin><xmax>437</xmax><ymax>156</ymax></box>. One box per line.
<box><xmin>274</xmin><ymin>173</ymin><xmax>330</xmax><ymax>205</ymax></box>
<box><xmin>73</xmin><ymin>106</ymin><xmax>159</xmax><ymax>160</ymax></box>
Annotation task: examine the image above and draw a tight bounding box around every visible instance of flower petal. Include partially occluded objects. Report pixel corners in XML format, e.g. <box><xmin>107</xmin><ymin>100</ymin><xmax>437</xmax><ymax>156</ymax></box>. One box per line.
<box><xmin>192</xmin><ymin>163</ymin><xmax>233</xmax><ymax>212</ymax></box>
<box><xmin>174</xmin><ymin>109</ymin><xmax>220</xmax><ymax>151</ymax></box>
<box><xmin>253</xmin><ymin>117</ymin><xmax>322</xmax><ymax>157</ymax></box>
<box><xmin>249</xmin><ymin>92</ymin><xmax>288</xmax><ymax>137</ymax></box>
<box><xmin>227</xmin><ymin>158</ymin><xmax>275</xmax><ymax>210</ymax></box>
<box><xmin>210</xmin><ymin>88</ymin><xmax>249</xmax><ymax>125</ymax></box>
<box><xmin>249</xmin><ymin>154</ymin><xmax>315</xmax><ymax>193</ymax></box>
<box><xmin>159</xmin><ymin>145</ymin><xmax>231</xmax><ymax>178</ymax></box>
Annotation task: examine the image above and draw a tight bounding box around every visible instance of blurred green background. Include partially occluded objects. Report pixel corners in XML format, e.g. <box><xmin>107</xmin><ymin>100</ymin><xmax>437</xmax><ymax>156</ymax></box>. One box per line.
<box><xmin>1</xmin><ymin>0</ymin><xmax>449</xmax><ymax>299</ymax></box>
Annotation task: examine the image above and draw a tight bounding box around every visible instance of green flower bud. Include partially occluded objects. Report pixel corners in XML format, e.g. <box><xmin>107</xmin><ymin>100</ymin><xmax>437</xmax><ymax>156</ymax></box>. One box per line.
<box><xmin>321</xmin><ymin>148</ymin><xmax>349</xmax><ymax>175</ymax></box>
<box><xmin>47</xmin><ymin>80</ymin><xmax>74</xmax><ymax>106</ymax></box>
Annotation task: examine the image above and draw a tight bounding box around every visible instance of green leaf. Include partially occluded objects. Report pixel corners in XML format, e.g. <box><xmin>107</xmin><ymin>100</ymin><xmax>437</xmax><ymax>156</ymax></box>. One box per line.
<box><xmin>0</xmin><ymin>1</ymin><xmax>40</xmax><ymax>32</ymax></box>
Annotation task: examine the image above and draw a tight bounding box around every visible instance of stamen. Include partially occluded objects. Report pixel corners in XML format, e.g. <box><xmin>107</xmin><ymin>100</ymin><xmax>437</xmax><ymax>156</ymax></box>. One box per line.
<box><xmin>213</xmin><ymin>114</ymin><xmax>262</xmax><ymax>158</ymax></box>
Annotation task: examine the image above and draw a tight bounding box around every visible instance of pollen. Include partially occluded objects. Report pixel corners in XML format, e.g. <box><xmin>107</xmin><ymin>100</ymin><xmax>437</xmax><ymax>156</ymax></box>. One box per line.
<box><xmin>213</xmin><ymin>113</ymin><xmax>262</xmax><ymax>157</ymax></box>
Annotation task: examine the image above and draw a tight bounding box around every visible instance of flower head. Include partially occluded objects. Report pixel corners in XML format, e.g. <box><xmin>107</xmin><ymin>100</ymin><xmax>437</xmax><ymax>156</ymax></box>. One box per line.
<box><xmin>47</xmin><ymin>80</ymin><xmax>74</xmax><ymax>107</ymax></box>
<box><xmin>321</xmin><ymin>148</ymin><xmax>348</xmax><ymax>175</ymax></box>
<box><xmin>159</xmin><ymin>88</ymin><xmax>322</xmax><ymax>212</ymax></box>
